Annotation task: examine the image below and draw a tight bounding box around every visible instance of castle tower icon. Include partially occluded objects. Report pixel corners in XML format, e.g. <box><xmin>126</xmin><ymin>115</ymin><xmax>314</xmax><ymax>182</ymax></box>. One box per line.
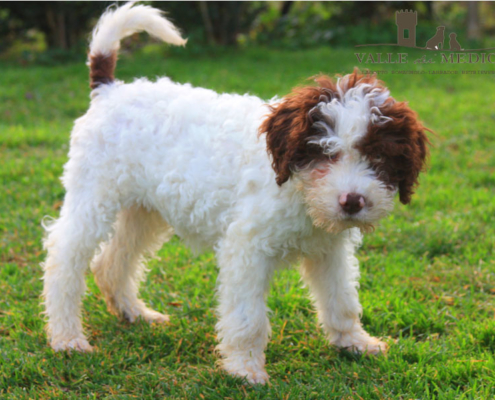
<box><xmin>396</xmin><ymin>10</ymin><xmax>417</xmax><ymax>47</ymax></box>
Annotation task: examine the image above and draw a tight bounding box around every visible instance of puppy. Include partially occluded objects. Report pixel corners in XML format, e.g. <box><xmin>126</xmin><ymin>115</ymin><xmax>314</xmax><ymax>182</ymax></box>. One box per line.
<box><xmin>42</xmin><ymin>3</ymin><xmax>429</xmax><ymax>384</ymax></box>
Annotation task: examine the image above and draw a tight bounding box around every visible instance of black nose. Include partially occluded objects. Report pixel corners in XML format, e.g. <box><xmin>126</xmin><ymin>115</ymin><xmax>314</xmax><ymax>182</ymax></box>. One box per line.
<box><xmin>339</xmin><ymin>193</ymin><xmax>365</xmax><ymax>215</ymax></box>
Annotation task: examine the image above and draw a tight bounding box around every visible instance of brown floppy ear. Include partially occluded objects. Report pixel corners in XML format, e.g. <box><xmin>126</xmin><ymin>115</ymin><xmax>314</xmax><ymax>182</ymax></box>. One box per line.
<box><xmin>383</xmin><ymin>101</ymin><xmax>430</xmax><ymax>204</ymax></box>
<box><xmin>259</xmin><ymin>78</ymin><xmax>337</xmax><ymax>185</ymax></box>
<box><xmin>358</xmin><ymin>99</ymin><xmax>430</xmax><ymax>205</ymax></box>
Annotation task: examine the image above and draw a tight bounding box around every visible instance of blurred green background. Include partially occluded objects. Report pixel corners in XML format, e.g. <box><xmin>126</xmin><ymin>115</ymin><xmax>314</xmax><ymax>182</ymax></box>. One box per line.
<box><xmin>1</xmin><ymin>1</ymin><xmax>495</xmax><ymax>64</ymax></box>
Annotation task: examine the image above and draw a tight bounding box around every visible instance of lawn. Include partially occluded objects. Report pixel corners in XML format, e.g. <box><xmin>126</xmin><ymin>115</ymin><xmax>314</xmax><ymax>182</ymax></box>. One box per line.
<box><xmin>1</xmin><ymin>46</ymin><xmax>495</xmax><ymax>399</ymax></box>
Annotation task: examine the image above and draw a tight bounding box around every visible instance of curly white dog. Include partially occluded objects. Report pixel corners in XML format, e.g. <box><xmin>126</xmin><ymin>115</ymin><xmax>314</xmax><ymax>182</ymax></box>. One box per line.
<box><xmin>42</xmin><ymin>3</ymin><xmax>429</xmax><ymax>384</ymax></box>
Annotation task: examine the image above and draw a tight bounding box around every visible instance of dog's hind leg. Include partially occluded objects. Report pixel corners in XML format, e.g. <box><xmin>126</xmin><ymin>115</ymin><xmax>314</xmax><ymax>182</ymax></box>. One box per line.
<box><xmin>91</xmin><ymin>205</ymin><xmax>173</xmax><ymax>324</ymax></box>
<box><xmin>42</xmin><ymin>192</ymin><xmax>118</xmax><ymax>352</ymax></box>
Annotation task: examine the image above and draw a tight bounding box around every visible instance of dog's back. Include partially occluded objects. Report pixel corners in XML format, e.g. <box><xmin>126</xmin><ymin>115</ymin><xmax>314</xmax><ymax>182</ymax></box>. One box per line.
<box><xmin>76</xmin><ymin>77</ymin><xmax>271</xmax><ymax>248</ymax></box>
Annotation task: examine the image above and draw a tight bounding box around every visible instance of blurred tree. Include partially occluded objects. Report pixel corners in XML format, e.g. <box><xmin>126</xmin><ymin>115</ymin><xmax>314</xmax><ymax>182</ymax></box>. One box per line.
<box><xmin>1</xmin><ymin>1</ymin><xmax>493</xmax><ymax>59</ymax></box>
<box><xmin>280</xmin><ymin>2</ymin><xmax>294</xmax><ymax>17</ymax></box>
<box><xmin>467</xmin><ymin>1</ymin><xmax>480</xmax><ymax>40</ymax></box>
<box><xmin>158</xmin><ymin>2</ymin><xmax>266</xmax><ymax>46</ymax></box>
<box><xmin>1</xmin><ymin>2</ymin><xmax>110</xmax><ymax>50</ymax></box>
<box><xmin>0</xmin><ymin>1</ymin><xmax>266</xmax><ymax>56</ymax></box>
<box><xmin>250</xmin><ymin>1</ymin><xmax>435</xmax><ymax>49</ymax></box>
<box><xmin>198</xmin><ymin>2</ymin><xmax>216</xmax><ymax>45</ymax></box>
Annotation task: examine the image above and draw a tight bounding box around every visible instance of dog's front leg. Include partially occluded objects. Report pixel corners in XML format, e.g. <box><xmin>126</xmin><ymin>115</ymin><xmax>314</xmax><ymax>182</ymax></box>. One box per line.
<box><xmin>215</xmin><ymin>240</ymin><xmax>274</xmax><ymax>384</ymax></box>
<box><xmin>301</xmin><ymin>235</ymin><xmax>387</xmax><ymax>355</ymax></box>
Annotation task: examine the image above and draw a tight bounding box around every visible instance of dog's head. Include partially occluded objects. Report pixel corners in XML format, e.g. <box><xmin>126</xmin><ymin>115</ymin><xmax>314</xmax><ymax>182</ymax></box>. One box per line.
<box><xmin>261</xmin><ymin>70</ymin><xmax>429</xmax><ymax>233</ymax></box>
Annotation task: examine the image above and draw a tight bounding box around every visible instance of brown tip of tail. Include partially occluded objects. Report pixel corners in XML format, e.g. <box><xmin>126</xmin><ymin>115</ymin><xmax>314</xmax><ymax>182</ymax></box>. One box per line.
<box><xmin>89</xmin><ymin>52</ymin><xmax>117</xmax><ymax>90</ymax></box>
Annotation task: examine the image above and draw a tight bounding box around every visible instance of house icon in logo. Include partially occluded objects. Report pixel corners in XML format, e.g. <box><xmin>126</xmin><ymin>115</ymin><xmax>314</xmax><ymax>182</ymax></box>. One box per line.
<box><xmin>396</xmin><ymin>10</ymin><xmax>417</xmax><ymax>48</ymax></box>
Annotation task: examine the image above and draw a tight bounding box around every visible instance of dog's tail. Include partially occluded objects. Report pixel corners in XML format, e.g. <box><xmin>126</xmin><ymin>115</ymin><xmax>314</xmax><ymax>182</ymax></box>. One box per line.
<box><xmin>88</xmin><ymin>2</ymin><xmax>186</xmax><ymax>90</ymax></box>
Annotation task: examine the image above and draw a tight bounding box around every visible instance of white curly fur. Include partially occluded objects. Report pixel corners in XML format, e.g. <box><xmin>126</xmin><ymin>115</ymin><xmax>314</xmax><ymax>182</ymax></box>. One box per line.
<box><xmin>42</xmin><ymin>3</ymin><xmax>391</xmax><ymax>384</ymax></box>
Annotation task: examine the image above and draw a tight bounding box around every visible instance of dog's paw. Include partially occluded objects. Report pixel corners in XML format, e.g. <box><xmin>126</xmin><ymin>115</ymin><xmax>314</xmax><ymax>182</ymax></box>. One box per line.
<box><xmin>346</xmin><ymin>336</ymin><xmax>388</xmax><ymax>355</ymax></box>
<box><xmin>220</xmin><ymin>353</ymin><xmax>269</xmax><ymax>385</ymax></box>
<box><xmin>142</xmin><ymin>308</ymin><xmax>170</xmax><ymax>324</ymax></box>
<box><xmin>123</xmin><ymin>307</ymin><xmax>170</xmax><ymax>324</ymax></box>
<box><xmin>51</xmin><ymin>337</ymin><xmax>93</xmax><ymax>353</ymax></box>
<box><xmin>227</xmin><ymin>366</ymin><xmax>270</xmax><ymax>385</ymax></box>
<box><xmin>332</xmin><ymin>329</ymin><xmax>388</xmax><ymax>355</ymax></box>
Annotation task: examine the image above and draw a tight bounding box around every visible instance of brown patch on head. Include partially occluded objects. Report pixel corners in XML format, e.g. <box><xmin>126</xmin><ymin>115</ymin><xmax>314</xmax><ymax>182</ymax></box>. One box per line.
<box><xmin>259</xmin><ymin>76</ymin><xmax>336</xmax><ymax>185</ymax></box>
<box><xmin>260</xmin><ymin>69</ymin><xmax>387</xmax><ymax>186</ymax></box>
<box><xmin>89</xmin><ymin>52</ymin><xmax>117</xmax><ymax>90</ymax></box>
<box><xmin>357</xmin><ymin>99</ymin><xmax>430</xmax><ymax>204</ymax></box>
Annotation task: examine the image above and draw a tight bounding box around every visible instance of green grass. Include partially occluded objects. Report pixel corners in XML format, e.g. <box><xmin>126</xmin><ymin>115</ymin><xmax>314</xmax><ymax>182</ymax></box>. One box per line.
<box><xmin>1</xmin><ymin>46</ymin><xmax>495</xmax><ymax>399</ymax></box>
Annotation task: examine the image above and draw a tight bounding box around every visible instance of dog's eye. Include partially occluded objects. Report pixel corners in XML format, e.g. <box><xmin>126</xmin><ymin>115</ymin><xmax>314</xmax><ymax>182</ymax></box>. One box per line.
<box><xmin>372</xmin><ymin>155</ymin><xmax>383</xmax><ymax>163</ymax></box>
<box><xmin>329</xmin><ymin>152</ymin><xmax>341</xmax><ymax>163</ymax></box>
